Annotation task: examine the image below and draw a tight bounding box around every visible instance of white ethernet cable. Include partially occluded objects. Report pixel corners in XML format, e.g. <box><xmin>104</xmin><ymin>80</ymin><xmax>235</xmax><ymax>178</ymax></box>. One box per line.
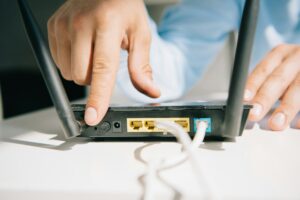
<box><xmin>143</xmin><ymin>120</ymin><xmax>220</xmax><ymax>200</ymax></box>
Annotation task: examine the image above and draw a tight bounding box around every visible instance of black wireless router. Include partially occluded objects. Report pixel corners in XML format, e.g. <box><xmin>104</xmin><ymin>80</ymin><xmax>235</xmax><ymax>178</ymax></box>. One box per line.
<box><xmin>17</xmin><ymin>0</ymin><xmax>259</xmax><ymax>140</ymax></box>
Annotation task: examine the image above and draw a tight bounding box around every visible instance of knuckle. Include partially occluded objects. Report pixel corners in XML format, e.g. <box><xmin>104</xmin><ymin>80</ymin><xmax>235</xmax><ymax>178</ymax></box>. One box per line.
<box><xmin>102</xmin><ymin>10</ymin><xmax>115</xmax><ymax>21</ymax></box>
<box><xmin>247</xmin><ymin>78</ymin><xmax>260</xmax><ymax>90</ymax></box>
<box><xmin>256</xmin><ymin>90</ymin><xmax>273</xmax><ymax>105</ymax></box>
<box><xmin>254</xmin><ymin>58</ymin><xmax>274</xmax><ymax>77</ymax></box>
<box><xmin>261</xmin><ymin>59</ymin><xmax>276</xmax><ymax>71</ymax></box>
<box><xmin>93</xmin><ymin>58</ymin><xmax>115</xmax><ymax>75</ymax></box>
<box><xmin>71</xmin><ymin>13</ymin><xmax>85</xmax><ymax>31</ymax></box>
<box><xmin>141</xmin><ymin>64</ymin><xmax>152</xmax><ymax>74</ymax></box>
<box><xmin>257</xmin><ymin>62</ymin><xmax>270</xmax><ymax>76</ymax></box>
<box><xmin>130</xmin><ymin>64</ymin><xmax>152</xmax><ymax>81</ymax></box>
<box><xmin>55</xmin><ymin>16</ymin><xmax>68</xmax><ymax>31</ymax></box>
<box><xmin>97</xmin><ymin>9</ymin><xmax>119</xmax><ymax>25</ymax></box>
<box><xmin>269</xmin><ymin>73</ymin><xmax>288</xmax><ymax>83</ymax></box>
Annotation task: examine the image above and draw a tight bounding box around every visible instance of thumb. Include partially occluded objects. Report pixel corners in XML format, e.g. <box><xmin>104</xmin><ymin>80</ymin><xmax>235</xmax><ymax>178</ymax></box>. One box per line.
<box><xmin>128</xmin><ymin>34</ymin><xmax>161</xmax><ymax>98</ymax></box>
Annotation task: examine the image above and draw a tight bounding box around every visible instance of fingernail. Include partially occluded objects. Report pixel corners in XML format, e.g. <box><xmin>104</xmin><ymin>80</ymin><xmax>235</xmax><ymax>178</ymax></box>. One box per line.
<box><xmin>251</xmin><ymin>103</ymin><xmax>263</xmax><ymax>117</ymax></box>
<box><xmin>244</xmin><ymin>89</ymin><xmax>253</xmax><ymax>101</ymax></box>
<box><xmin>271</xmin><ymin>112</ymin><xmax>286</xmax><ymax>127</ymax></box>
<box><xmin>85</xmin><ymin>107</ymin><xmax>98</xmax><ymax>125</ymax></box>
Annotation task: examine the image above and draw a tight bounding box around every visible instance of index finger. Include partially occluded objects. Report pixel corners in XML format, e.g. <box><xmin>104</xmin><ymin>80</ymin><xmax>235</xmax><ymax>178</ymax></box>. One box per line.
<box><xmin>84</xmin><ymin>30</ymin><xmax>122</xmax><ymax>126</ymax></box>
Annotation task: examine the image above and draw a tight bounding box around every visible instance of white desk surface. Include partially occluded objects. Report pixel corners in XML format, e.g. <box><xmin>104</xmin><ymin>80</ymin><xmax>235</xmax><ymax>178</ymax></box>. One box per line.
<box><xmin>0</xmin><ymin>107</ymin><xmax>300</xmax><ymax>200</ymax></box>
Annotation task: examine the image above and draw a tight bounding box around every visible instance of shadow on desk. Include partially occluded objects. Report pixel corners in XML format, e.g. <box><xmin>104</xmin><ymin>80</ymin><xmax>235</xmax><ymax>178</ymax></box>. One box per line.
<box><xmin>0</xmin><ymin>108</ymin><xmax>91</xmax><ymax>151</ymax></box>
<box><xmin>0</xmin><ymin>126</ymin><xmax>90</xmax><ymax>151</ymax></box>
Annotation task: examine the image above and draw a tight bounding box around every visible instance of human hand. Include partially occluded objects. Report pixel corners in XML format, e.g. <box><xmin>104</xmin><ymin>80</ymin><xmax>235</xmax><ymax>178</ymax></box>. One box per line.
<box><xmin>244</xmin><ymin>44</ymin><xmax>300</xmax><ymax>130</ymax></box>
<box><xmin>47</xmin><ymin>0</ymin><xmax>161</xmax><ymax>126</ymax></box>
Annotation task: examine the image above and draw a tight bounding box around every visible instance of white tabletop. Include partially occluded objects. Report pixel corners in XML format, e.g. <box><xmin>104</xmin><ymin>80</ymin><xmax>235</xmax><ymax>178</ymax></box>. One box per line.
<box><xmin>0</xmin><ymin>107</ymin><xmax>300</xmax><ymax>200</ymax></box>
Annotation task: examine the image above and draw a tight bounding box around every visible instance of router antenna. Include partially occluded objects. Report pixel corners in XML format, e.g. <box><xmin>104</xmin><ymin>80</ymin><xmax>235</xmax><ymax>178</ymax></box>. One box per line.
<box><xmin>17</xmin><ymin>0</ymin><xmax>80</xmax><ymax>139</ymax></box>
<box><xmin>223</xmin><ymin>0</ymin><xmax>259</xmax><ymax>138</ymax></box>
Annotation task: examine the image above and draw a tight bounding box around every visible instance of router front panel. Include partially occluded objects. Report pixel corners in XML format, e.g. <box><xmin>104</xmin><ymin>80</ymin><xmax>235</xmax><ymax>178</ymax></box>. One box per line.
<box><xmin>72</xmin><ymin>102</ymin><xmax>252</xmax><ymax>140</ymax></box>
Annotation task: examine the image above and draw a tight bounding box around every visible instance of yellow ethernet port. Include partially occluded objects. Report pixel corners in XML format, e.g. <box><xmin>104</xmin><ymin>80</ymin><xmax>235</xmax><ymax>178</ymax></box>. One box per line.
<box><xmin>127</xmin><ymin>118</ymin><xmax>190</xmax><ymax>133</ymax></box>
<box><xmin>130</xmin><ymin>121</ymin><xmax>143</xmax><ymax>130</ymax></box>
<box><xmin>175</xmin><ymin>120</ymin><xmax>188</xmax><ymax>128</ymax></box>
<box><xmin>145</xmin><ymin>121</ymin><xmax>155</xmax><ymax>130</ymax></box>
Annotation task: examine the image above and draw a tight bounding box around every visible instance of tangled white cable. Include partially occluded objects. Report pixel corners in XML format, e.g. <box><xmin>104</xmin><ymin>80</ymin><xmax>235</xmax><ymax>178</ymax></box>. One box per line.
<box><xmin>143</xmin><ymin>120</ymin><xmax>219</xmax><ymax>200</ymax></box>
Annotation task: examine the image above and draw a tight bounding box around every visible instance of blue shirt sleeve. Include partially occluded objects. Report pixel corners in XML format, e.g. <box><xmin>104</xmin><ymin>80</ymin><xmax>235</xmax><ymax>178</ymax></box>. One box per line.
<box><xmin>117</xmin><ymin>0</ymin><xmax>244</xmax><ymax>103</ymax></box>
